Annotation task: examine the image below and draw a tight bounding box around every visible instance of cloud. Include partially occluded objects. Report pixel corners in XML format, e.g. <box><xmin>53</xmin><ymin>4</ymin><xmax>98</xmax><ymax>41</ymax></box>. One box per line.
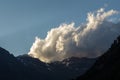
<box><xmin>28</xmin><ymin>8</ymin><xmax>120</xmax><ymax>63</ymax></box>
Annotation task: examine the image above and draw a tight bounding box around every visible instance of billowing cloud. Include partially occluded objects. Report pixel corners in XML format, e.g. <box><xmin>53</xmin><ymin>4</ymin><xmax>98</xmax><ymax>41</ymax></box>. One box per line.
<box><xmin>28</xmin><ymin>8</ymin><xmax>120</xmax><ymax>63</ymax></box>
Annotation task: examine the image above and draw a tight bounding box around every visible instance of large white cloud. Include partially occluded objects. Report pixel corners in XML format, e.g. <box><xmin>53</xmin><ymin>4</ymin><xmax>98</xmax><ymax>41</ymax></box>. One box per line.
<box><xmin>28</xmin><ymin>8</ymin><xmax>120</xmax><ymax>63</ymax></box>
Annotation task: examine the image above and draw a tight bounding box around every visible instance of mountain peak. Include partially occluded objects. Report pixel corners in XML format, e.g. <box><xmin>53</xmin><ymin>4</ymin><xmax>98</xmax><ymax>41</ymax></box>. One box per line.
<box><xmin>0</xmin><ymin>47</ymin><xmax>10</xmax><ymax>55</ymax></box>
<box><xmin>0</xmin><ymin>47</ymin><xmax>15</xmax><ymax>62</ymax></box>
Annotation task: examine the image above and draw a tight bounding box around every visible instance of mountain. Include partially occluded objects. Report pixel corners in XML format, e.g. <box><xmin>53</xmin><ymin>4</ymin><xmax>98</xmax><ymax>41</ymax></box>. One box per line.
<box><xmin>0</xmin><ymin>47</ymin><xmax>96</xmax><ymax>80</ymax></box>
<box><xmin>17</xmin><ymin>55</ymin><xmax>96</xmax><ymax>80</ymax></box>
<box><xmin>75</xmin><ymin>36</ymin><xmax>120</xmax><ymax>80</ymax></box>
<box><xmin>0</xmin><ymin>47</ymin><xmax>28</xmax><ymax>80</ymax></box>
<box><xmin>0</xmin><ymin>47</ymin><xmax>47</xmax><ymax>80</ymax></box>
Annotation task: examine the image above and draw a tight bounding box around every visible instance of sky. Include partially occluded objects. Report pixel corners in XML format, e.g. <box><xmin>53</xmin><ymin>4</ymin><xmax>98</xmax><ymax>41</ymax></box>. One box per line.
<box><xmin>0</xmin><ymin>0</ymin><xmax>120</xmax><ymax>56</ymax></box>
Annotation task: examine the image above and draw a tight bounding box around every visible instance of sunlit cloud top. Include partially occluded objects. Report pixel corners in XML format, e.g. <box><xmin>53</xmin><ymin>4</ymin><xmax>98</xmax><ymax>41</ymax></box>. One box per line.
<box><xmin>28</xmin><ymin>8</ymin><xmax>120</xmax><ymax>63</ymax></box>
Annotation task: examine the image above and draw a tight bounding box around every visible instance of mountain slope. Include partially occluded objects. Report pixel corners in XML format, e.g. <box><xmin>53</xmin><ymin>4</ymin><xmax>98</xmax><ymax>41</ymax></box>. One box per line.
<box><xmin>0</xmin><ymin>47</ymin><xmax>96</xmax><ymax>80</ymax></box>
<box><xmin>0</xmin><ymin>47</ymin><xmax>46</xmax><ymax>80</ymax></box>
<box><xmin>76</xmin><ymin>36</ymin><xmax>120</xmax><ymax>80</ymax></box>
<box><xmin>17</xmin><ymin>55</ymin><xmax>96</xmax><ymax>80</ymax></box>
<box><xmin>0</xmin><ymin>47</ymin><xmax>28</xmax><ymax>80</ymax></box>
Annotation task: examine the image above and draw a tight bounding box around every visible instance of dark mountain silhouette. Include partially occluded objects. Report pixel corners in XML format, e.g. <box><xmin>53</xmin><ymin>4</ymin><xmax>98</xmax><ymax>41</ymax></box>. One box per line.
<box><xmin>75</xmin><ymin>35</ymin><xmax>120</xmax><ymax>80</ymax></box>
<box><xmin>0</xmin><ymin>47</ymin><xmax>28</xmax><ymax>80</ymax></box>
<box><xmin>0</xmin><ymin>47</ymin><xmax>96</xmax><ymax>80</ymax></box>
<box><xmin>0</xmin><ymin>47</ymin><xmax>55</xmax><ymax>80</ymax></box>
<box><xmin>17</xmin><ymin>55</ymin><xmax>96</xmax><ymax>80</ymax></box>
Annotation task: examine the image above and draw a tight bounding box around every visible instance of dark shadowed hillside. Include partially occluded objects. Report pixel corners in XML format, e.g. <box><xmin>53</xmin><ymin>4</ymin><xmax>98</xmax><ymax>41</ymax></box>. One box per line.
<box><xmin>0</xmin><ymin>47</ymin><xmax>50</xmax><ymax>80</ymax></box>
<box><xmin>76</xmin><ymin>36</ymin><xmax>120</xmax><ymax>80</ymax></box>
<box><xmin>17</xmin><ymin>55</ymin><xmax>96</xmax><ymax>80</ymax></box>
<box><xmin>0</xmin><ymin>47</ymin><xmax>28</xmax><ymax>80</ymax></box>
<box><xmin>0</xmin><ymin>47</ymin><xmax>96</xmax><ymax>80</ymax></box>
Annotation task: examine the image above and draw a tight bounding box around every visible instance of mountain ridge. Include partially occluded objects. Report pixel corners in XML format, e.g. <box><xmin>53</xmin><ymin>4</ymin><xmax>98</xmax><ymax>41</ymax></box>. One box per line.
<box><xmin>0</xmin><ymin>47</ymin><xmax>96</xmax><ymax>80</ymax></box>
<box><xmin>17</xmin><ymin>54</ymin><xmax>96</xmax><ymax>80</ymax></box>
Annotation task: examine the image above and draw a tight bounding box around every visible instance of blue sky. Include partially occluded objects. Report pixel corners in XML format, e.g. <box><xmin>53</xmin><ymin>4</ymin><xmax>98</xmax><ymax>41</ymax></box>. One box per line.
<box><xmin>0</xmin><ymin>0</ymin><xmax>120</xmax><ymax>56</ymax></box>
